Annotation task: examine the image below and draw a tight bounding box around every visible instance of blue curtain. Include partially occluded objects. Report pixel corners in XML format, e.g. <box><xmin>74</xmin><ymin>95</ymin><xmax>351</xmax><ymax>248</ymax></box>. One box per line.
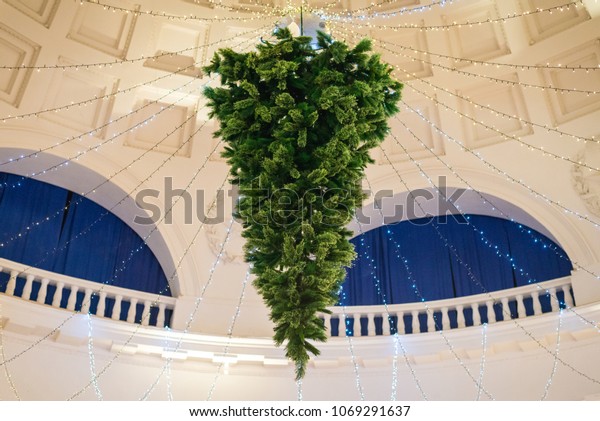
<box><xmin>340</xmin><ymin>214</ymin><xmax>572</xmax><ymax>306</ymax></box>
<box><xmin>0</xmin><ymin>172</ymin><xmax>170</xmax><ymax>296</ymax></box>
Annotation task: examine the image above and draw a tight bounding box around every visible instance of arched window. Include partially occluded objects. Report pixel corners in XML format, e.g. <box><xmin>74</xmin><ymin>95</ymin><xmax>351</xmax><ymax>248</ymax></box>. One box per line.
<box><xmin>340</xmin><ymin>214</ymin><xmax>572</xmax><ymax>306</ymax></box>
<box><xmin>0</xmin><ymin>172</ymin><xmax>170</xmax><ymax>296</ymax></box>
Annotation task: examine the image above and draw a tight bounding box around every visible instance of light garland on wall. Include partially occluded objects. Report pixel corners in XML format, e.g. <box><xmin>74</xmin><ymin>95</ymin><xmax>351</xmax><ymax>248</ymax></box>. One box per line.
<box><xmin>71</xmin><ymin>172</ymin><xmax>232</xmax><ymax>400</ymax></box>
<box><xmin>380</xmin><ymin>134</ymin><xmax>600</xmax><ymax>390</ymax></box>
<box><xmin>377</xmin><ymin>114</ymin><xmax>596</xmax><ymax>392</ymax></box>
<box><xmin>86</xmin><ymin>313</ymin><xmax>104</xmax><ymax>400</ymax></box>
<box><xmin>541</xmin><ymin>310</ymin><xmax>563</xmax><ymax>400</ymax></box>
<box><xmin>0</xmin><ymin>32</ymin><xmax>269</xmax><ymax>260</ymax></box>
<box><xmin>353</xmin><ymin>178</ymin><xmax>429</xmax><ymax>400</ymax></box>
<box><xmin>365</xmin><ymin>36</ymin><xmax>600</xmax><ymax>72</ymax></box>
<box><xmin>0</xmin><ymin>24</ymin><xmax>272</xmax><ymax>124</ymax></box>
<box><xmin>383</xmin><ymin>119</ymin><xmax>600</xmax><ymax>388</ymax></box>
<box><xmin>0</xmin><ymin>25</ymin><xmax>270</xmax><ymax>72</ymax></box>
<box><xmin>400</xmin><ymin>100</ymin><xmax>600</xmax><ymax>231</ymax></box>
<box><xmin>338</xmin><ymin>289</ymin><xmax>366</xmax><ymax>401</ymax></box>
<box><xmin>333</xmin><ymin>1</ymin><xmax>583</xmax><ymax>30</ymax></box>
<box><xmin>79</xmin><ymin>0</ymin><xmax>286</xmax><ymax>22</ymax></box>
<box><xmin>377</xmin><ymin>145</ymin><xmax>497</xmax><ymax>400</ymax></box>
<box><xmin>476</xmin><ymin>324</ymin><xmax>487</xmax><ymax>401</ymax></box>
<box><xmin>0</xmin><ymin>29</ymin><xmax>269</xmax><ymax>376</ymax></box>
<box><xmin>374</xmin><ymin>41</ymin><xmax>600</xmax><ymax>95</ymax></box>
<box><xmin>388</xmin><ymin>107</ymin><xmax>600</xmax><ymax>324</ymax></box>
<box><xmin>313</xmin><ymin>0</ymin><xmax>458</xmax><ymax>20</ymax></box>
<box><xmin>400</xmin><ymin>82</ymin><xmax>600</xmax><ymax>172</ymax></box>
<box><xmin>0</xmin><ymin>0</ymin><xmax>598</xmax><ymax>401</ymax></box>
<box><xmin>331</xmin><ymin>24</ymin><xmax>600</xmax><ymax>96</ymax></box>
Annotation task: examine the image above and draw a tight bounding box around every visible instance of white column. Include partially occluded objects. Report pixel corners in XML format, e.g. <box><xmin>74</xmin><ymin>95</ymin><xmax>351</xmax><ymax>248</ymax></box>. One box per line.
<box><xmin>141</xmin><ymin>300</ymin><xmax>151</xmax><ymax>326</ymax></box>
<box><xmin>52</xmin><ymin>282</ymin><xmax>64</xmax><ymax>307</ymax></box>
<box><xmin>96</xmin><ymin>292</ymin><xmax>107</xmax><ymax>317</ymax></box>
<box><xmin>516</xmin><ymin>294</ymin><xmax>527</xmax><ymax>318</ymax></box>
<box><xmin>22</xmin><ymin>274</ymin><xmax>35</xmax><ymax>301</ymax></box>
<box><xmin>411</xmin><ymin>310</ymin><xmax>419</xmax><ymax>333</ymax></box>
<box><xmin>426</xmin><ymin>310</ymin><xmax>435</xmax><ymax>332</ymax></box>
<box><xmin>36</xmin><ymin>278</ymin><xmax>50</xmax><ymax>304</ymax></box>
<box><xmin>396</xmin><ymin>311</ymin><xmax>405</xmax><ymax>334</ymax></box>
<box><xmin>531</xmin><ymin>291</ymin><xmax>543</xmax><ymax>315</ymax></box>
<box><xmin>66</xmin><ymin>286</ymin><xmax>79</xmax><ymax>311</ymax></box>
<box><xmin>456</xmin><ymin>305</ymin><xmax>466</xmax><ymax>328</ymax></box>
<box><xmin>80</xmin><ymin>288</ymin><xmax>93</xmax><ymax>313</ymax></box>
<box><xmin>441</xmin><ymin>307</ymin><xmax>451</xmax><ymax>330</ymax></box>
<box><xmin>485</xmin><ymin>301</ymin><xmax>497</xmax><ymax>323</ymax></box>
<box><xmin>156</xmin><ymin>303</ymin><xmax>167</xmax><ymax>327</ymax></box>
<box><xmin>322</xmin><ymin>313</ymin><xmax>332</xmax><ymax>337</ymax></box>
<box><xmin>548</xmin><ymin>287</ymin><xmax>559</xmax><ymax>312</ymax></box>
<box><xmin>127</xmin><ymin>298</ymin><xmax>138</xmax><ymax>323</ymax></box>
<box><xmin>367</xmin><ymin>313</ymin><xmax>375</xmax><ymax>336</ymax></box>
<box><xmin>5</xmin><ymin>271</ymin><xmax>18</xmax><ymax>296</ymax></box>
<box><xmin>382</xmin><ymin>313</ymin><xmax>391</xmax><ymax>335</ymax></box>
<box><xmin>500</xmin><ymin>297</ymin><xmax>510</xmax><ymax>320</ymax></box>
<box><xmin>112</xmin><ymin>295</ymin><xmax>123</xmax><ymax>320</ymax></box>
<box><xmin>471</xmin><ymin>303</ymin><xmax>481</xmax><ymax>326</ymax></box>
<box><xmin>562</xmin><ymin>285</ymin><xmax>575</xmax><ymax>308</ymax></box>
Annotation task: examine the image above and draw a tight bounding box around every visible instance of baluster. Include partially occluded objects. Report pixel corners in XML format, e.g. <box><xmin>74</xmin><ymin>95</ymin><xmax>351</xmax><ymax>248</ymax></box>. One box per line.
<box><xmin>471</xmin><ymin>303</ymin><xmax>481</xmax><ymax>326</ymax></box>
<box><xmin>156</xmin><ymin>303</ymin><xmax>166</xmax><ymax>327</ymax></box>
<box><xmin>516</xmin><ymin>294</ymin><xmax>526</xmax><ymax>318</ymax></box>
<box><xmin>322</xmin><ymin>313</ymin><xmax>332</xmax><ymax>336</ymax></box>
<box><xmin>66</xmin><ymin>286</ymin><xmax>79</xmax><ymax>311</ymax></box>
<box><xmin>441</xmin><ymin>307</ymin><xmax>451</xmax><ymax>330</ymax></box>
<box><xmin>22</xmin><ymin>274</ymin><xmax>35</xmax><ymax>301</ymax></box>
<box><xmin>562</xmin><ymin>285</ymin><xmax>575</xmax><ymax>308</ymax></box>
<box><xmin>456</xmin><ymin>305</ymin><xmax>466</xmax><ymax>328</ymax></box>
<box><xmin>548</xmin><ymin>287</ymin><xmax>559</xmax><ymax>312</ymax></box>
<box><xmin>112</xmin><ymin>295</ymin><xmax>123</xmax><ymax>320</ymax></box>
<box><xmin>96</xmin><ymin>292</ymin><xmax>107</xmax><ymax>317</ymax></box>
<box><xmin>367</xmin><ymin>313</ymin><xmax>375</xmax><ymax>336</ymax></box>
<box><xmin>36</xmin><ymin>278</ymin><xmax>50</xmax><ymax>304</ymax></box>
<box><xmin>426</xmin><ymin>310</ymin><xmax>435</xmax><ymax>332</ymax></box>
<box><xmin>80</xmin><ymin>288</ymin><xmax>93</xmax><ymax>313</ymax></box>
<box><xmin>52</xmin><ymin>282</ymin><xmax>65</xmax><ymax>307</ymax></box>
<box><xmin>531</xmin><ymin>291</ymin><xmax>543</xmax><ymax>315</ymax></box>
<box><xmin>485</xmin><ymin>301</ymin><xmax>497</xmax><ymax>323</ymax></box>
<box><xmin>127</xmin><ymin>298</ymin><xmax>138</xmax><ymax>323</ymax></box>
<box><xmin>396</xmin><ymin>311</ymin><xmax>405</xmax><ymax>334</ymax></box>
<box><xmin>411</xmin><ymin>310</ymin><xmax>419</xmax><ymax>333</ymax></box>
<box><xmin>141</xmin><ymin>300</ymin><xmax>151</xmax><ymax>326</ymax></box>
<box><xmin>501</xmin><ymin>297</ymin><xmax>510</xmax><ymax>319</ymax></box>
<box><xmin>382</xmin><ymin>313</ymin><xmax>391</xmax><ymax>335</ymax></box>
<box><xmin>340</xmin><ymin>314</ymin><xmax>348</xmax><ymax>337</ymax></box>
<box><xmin>5</xmin><ymin>271</ymin><xmax>18</xmax><ymax>296</ymax></box>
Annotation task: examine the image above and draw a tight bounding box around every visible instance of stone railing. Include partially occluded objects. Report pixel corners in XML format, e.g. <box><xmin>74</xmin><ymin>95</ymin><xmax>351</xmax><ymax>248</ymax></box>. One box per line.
<box><xmin>0</xmin><ymin>258</ymin><xmax>175</xmax><ymax>328</ymax></box>
<box><xmin>322</xmin><ymin>277</ymin><xmax>574</xmax><ymax>337</ymax></box>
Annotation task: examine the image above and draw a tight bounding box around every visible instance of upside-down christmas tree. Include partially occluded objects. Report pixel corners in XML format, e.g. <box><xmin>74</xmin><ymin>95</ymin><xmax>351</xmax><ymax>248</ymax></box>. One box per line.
<box><xmin>204</xmin><ymin>28</ymin><xmax>402</xmax><ymax>379</ymax></box>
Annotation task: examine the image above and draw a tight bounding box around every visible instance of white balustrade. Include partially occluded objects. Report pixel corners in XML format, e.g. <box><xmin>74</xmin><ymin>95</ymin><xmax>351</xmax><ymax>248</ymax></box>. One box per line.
<box><xmin>0</xmin><ymin>257</ymin><xmax>175</xmax><ymax>328</ymax></box>
<box><xmin>320</xmin><ymin>276</ymin><xmax>574</xmax><ymax>337</ymax></box>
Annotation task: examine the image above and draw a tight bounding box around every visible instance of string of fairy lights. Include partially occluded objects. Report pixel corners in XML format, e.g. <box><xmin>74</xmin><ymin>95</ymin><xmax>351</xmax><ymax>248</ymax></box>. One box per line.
<box><xmin>326</xmin><ymin>0</ymin><xmax>585</xmax><ymax>29</ymax></box>
<box><xmin>542</xmin><ymin>310</ymin><xmax>563</xmax><ymax>400</ymax></box>
<box><xmin>384</xmin><ymin>104</ymin><xmax>600</xmax><ymax>331</ymax></box>
<box><xmin>0</xmin><ymin>28</ymin><xmax>268</xmax><ymax>372</ymax></box>
<box><xmin>330</xmin><ymin>17</ymin><xmax>596</xmax><ymax>384</ymax></box>
<box><xmin>377</xmin><ymin>120</ymin><xmax>600</xmax><ymax>388</ymax></box>
<box><xmin>363</xmin><ymin>165</ymin><xmax>497</xmax><ymax>400</ymax></box>
<box><xmin>374</xmin><ymin>139</ymin><xmax>596</xmax><ymax>395</ymax></box>
<box><xmin>0</xmin><ymin>0</ymin><xmax>599</xmax><ymax>401</ymax></box>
